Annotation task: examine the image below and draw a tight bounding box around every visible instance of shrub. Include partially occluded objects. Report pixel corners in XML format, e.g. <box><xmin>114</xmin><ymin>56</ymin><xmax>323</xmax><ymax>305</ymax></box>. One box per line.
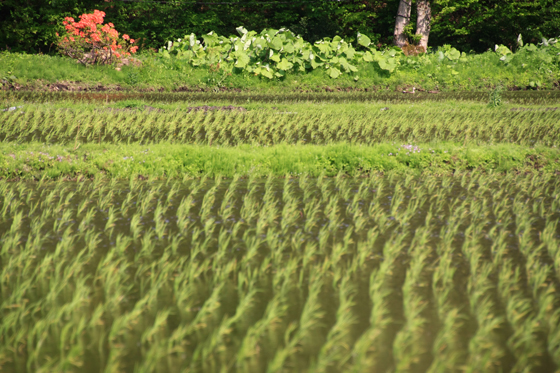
<box><xmin>57</xmin><ymin>10</ymin><xmax>138</xmax><ymax>65</ymax></box>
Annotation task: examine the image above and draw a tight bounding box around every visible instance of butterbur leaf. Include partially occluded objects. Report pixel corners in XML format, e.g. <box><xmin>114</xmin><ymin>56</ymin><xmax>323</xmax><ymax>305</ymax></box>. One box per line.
<box><xmin>345</xmin><ymin>45</ymin><xmax>356</xmax><ymax>59</ymax></box>
<box><xmin>254</xmin><ymin>65</ymin><xmax>274</xmax><ymax>79</ymax></box>
<box><xmin>236</xmin><ymin>26</ymin><xmax>248</xmax><ymax>35</ymax></box>
<box><xmin>445</xmin><ymin>48</ymin><xmax>461</xmax><ymax>61</ymax></box>
<box><xmin>362</xmin><ymin>51</ymin><xmax>374</xmax><ymax>62</ymax></box>
<box><xmin>378</xmin><ymin>58</ymin><xmax>396</xmax><ymax>72</ymax></box>
<box><xmin>235</xmin><ymin>52</ymin><xmax>250</xmax><ymax>68</ymax></box>
<box><xmin>338</xmin><ymin>57</ymin><xmax>356</xmax><ymax>72</ymax></box>
<box><xmin>261</xmin><ymin>69</ymin><xmax>274</xmax><ymax>79</ymax></box>
<box><xmin>495</xmin><ymin>45</ymin><xmax>512</xmax><ymax>56</ymax></box>
<box><xmin>315</xmin><ymin>43</ymin><xmax>331</xmax><ymax>54</ymax></box>
<box><xmin>283</xmin><ymin>42</ymin><xmax>295</xmax><ymax>54</ymax></box>
<box><xmin>357</xmin><ymin>32</ymin><xmax>371</xmax><ymax>47</ymax></box>
<box><xmin>277</xmin><ymin>58</ymin><xmax>293</xmax><ymax>71</ymax></box>
<box><xmin>203</xmin><ymin>33</ymin><xmax>219</xmax><ymax>47</ymax></box>
<box><xmin>268</xmin><ymin>36</ymin><xmax>283</xmax><ymax>50</ymax></box>
<box><xmin>310</xmin><ymin>58</ymin><xmax>322</xmax><ymax>69</ymax></box>
<box><xmin>328</xmin><ymin>67</ymin><xmax>341</xmax><ymax>78</ymax></box>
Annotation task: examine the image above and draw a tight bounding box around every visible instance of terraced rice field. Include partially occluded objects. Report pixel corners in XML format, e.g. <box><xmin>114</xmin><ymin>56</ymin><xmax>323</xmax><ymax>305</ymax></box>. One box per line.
<box><xmin>1</xmin><ymin>172</ymin><xmax>560</xmax><ymax>372</ymax></box>
<box><xmin>2</xmin><ymin>102</ymin><xmax>560</xmax><ymax>146</ymax></box>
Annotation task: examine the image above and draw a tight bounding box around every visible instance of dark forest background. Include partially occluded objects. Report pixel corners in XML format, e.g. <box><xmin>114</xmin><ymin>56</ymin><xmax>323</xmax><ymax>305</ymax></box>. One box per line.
<box><xmin>1</xmin><ymin>0</ymin><xmax>559</xmax><ymax>54</ymax></box>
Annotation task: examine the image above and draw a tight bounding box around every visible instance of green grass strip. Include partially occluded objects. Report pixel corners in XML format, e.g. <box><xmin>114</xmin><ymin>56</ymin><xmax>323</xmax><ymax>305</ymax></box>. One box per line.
<box><xmin>1</xmin><ymin>142</ymin><xmax>558</xmax><ymax>179</ymax></box>
<box><xmin>2</xmin><ymin>51</ymin><xmax>560</xmax><ymax>92</ymax></box>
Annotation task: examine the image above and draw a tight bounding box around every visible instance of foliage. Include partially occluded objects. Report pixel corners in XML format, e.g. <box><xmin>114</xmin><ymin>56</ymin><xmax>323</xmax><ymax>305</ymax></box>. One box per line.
<box><xmin>158</xmin><ymin>28</ymin><xmax>560</xmax><ymax>81</ymax></box>
<box><xmin>57</xmin><ymin>10</ymin><xmax>138</xmax><ymax>65</ymax></box>
<box><xmin>1</xmin><ymin>0</ymin><xmax>559</xmax><ymax>55</ymax></box>
<box><xmin>158</xmin><ymin>28</ymin><xmax>403</xmax><ymax>80</ymax></box>
<box><xmin>431</xmin><ymin>0</ymin><xmax>560</xmax><ymax>52</ymax></box>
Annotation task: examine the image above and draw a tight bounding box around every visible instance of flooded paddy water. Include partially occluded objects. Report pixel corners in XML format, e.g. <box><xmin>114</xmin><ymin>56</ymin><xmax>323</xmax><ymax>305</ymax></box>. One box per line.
<box><xmin>1</xmin><ymin>172</ymin><xmax>560</xmax><ymax>372</ymax></box>
<box><xmin>3</xmin><ymin>89</ymin><xmax>560</xmax><ymax>105</ymax></box>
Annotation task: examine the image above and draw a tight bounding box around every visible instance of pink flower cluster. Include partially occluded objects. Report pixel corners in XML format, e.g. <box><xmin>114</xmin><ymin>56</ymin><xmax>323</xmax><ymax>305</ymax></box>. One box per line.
<box><xmin>58</xmin><ymin>10</ymin><xmax>138</xmax><ymax>64</ymax></box>
<box><xmin>401</xmin><ymin>144</ymin><xmax>421</xmax><ymax>154</ymax></box>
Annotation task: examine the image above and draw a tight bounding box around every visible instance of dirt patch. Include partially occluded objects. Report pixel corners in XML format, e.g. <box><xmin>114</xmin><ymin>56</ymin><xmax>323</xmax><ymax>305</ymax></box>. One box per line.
<box><xmin>102</xmin><ymin>105</ymin><xmax>247</xmax><ymax>113</ymax></box>
<box><xmin>49</xmin><ymin>82</ymin><xmax>125</xmax><ymax>92</ymax></box>
<box><xmin>173</xmin><ymin>86</ymin><xmax>243</xmax><ymax>93</ymax></box>
<box><xmin>525</xmin><ymin>154</ymin><xmax>548</xmax><ymax>170</ymax></box>
<box><xmin>103</xmin><ymin>105</ymin><xmax>165</xmax><ymax>113</ymax></box>
<box><xmin>185</xmin><ymin>105</ymin><xmax>247</xmax><ymax>113</ymax></box>
<box><xmin>510</xmin><ymin>107</ymin><xmax>559</xmax><ymax>111</ymax></box>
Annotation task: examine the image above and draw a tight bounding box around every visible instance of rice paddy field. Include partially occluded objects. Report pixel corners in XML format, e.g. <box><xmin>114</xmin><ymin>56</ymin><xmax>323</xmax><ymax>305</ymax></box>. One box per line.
<box><xmin>1</xmin><ymin>90</ymin><xmax>560</xmax><ymax>372</ymax></box>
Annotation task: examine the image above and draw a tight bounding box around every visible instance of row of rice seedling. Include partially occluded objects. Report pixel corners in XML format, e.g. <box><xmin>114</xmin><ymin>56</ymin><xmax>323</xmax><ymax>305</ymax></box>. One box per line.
<box><xmin>2</xmin><ymin>105</ymin><xmax>560</xmax><ymax>146</ymax></box>
<box><xmin>3</xmin><ymin>90</ymin><xmax>560</xmax><ymax>105</ymax></box>
<box><xmin>0</xmin><ymin>172</ymin><xmax>559</xmax><ymax>372</ymax></box>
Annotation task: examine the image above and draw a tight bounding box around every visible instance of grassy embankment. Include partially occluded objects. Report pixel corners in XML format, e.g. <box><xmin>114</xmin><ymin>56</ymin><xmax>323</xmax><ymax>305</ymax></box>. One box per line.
<box><xmin>1</xmin><ymin>47</ymin><xmax>559</xmax><ymax>92</ymax></box>
<box><xmin>2</xmin><ymin>142</ymin><xmax>559</xmax><ymax>180</ymax></box>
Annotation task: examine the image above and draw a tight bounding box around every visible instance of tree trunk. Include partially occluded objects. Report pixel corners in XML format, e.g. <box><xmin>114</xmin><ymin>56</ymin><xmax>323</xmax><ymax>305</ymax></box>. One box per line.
<box><xmin>416</xmin><ymin>0</ymin><xmax>431</xmax><ymax>51</ymax></box>
<box><xmin>393</xmin><ymin>0</ymin><xmax>412</xmax><ymax>47</ymax></box>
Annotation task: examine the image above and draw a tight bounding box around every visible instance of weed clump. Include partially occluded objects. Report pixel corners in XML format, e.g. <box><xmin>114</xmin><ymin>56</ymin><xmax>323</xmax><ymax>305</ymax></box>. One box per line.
<box><xmin>488</xmin><ymin>86</ymin><xmax>503</xmax><ymax>107</ymax></box>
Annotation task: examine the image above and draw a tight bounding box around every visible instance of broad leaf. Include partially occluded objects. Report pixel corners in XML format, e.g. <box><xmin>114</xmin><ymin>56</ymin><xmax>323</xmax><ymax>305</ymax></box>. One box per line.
<box><xmin>357</xmin><ymin>32</ymin><xmax>371</xmax><ymax>47</ymax></box>
<box><xmin>328</xmin><ymin>67</ymin><xmax>341</xmax><ymax>78</ymax></box>
<box><xmin>362</xmin><ymin>51</ymin><xmax>373</xmax><ymax>62</ymax></box>
<box><xmin>445</xmin><ymin>48</ymin><xmax>461</xmax><ymax>61</ymax></box>
<box><xmin>268</xmin><ymin>36</ymin><xmax>283</xmax><ymax>51</ymax></box>
<box><xmin>283</xmin><ymin>42</ymin><xmax>295</xmax><ymax>54</ymax></box>
<box><xmin>277</xmin><ymin>58</ymin><xmax>293</xmax><ymax>71</ymax></box>
<box><xmin>236</xmin><ymin>26</ymin><xmax>248</xmax><ymax>36</ymax></box>
<box><xmin>495</xmin><ymin>45</ymin><xmax>512</xmax><ymax>56</ymax></box>
<box><xmin>345</xmin><ymin>45</ymin><xmax>355</xmax><ymax>59</ymax></box>
<box><xmin>377</xmin><ymin>58</ymin><xmax>396</xmax><ymax>72</ymax></box>
<box><xmin>261</xmin><ymin>69</ymin><xmax>274</xmax><ymax>79</ymax></box>
<box><xmin>310</xmin><ymin>58</ymin><xmax>322</xmax><ymax>69</ymax></box>
<box><xmin>235</xmin><ymin>53</ymin><xmax>250</xmax><ymax>68</ymax></box>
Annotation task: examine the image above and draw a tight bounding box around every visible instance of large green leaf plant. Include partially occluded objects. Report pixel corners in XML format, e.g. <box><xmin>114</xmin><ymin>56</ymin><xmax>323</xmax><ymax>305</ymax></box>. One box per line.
<box><xmin>158</xmin><ymin>27</ymin><xmax>401</xmax><ymax>79</ymax></box>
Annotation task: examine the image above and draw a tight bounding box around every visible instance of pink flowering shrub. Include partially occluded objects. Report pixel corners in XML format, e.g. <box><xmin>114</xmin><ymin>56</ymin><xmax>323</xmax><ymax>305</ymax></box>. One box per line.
<box><xmin>57</xmin><ymin>10</ymin><xmax>138</xmax><ymax>65</ymax></box>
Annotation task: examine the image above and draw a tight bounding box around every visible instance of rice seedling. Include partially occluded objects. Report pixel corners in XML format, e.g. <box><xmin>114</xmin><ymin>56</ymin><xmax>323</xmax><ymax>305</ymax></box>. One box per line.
<box><xmin>2</xmin><ymin>100</ymin><xmax>560</xmax><ymax>147</ymax></box>
<box><xmin>0</xmin><ymin>172</ymin><xmax>559</xmax><ymax>372</ymax></box>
